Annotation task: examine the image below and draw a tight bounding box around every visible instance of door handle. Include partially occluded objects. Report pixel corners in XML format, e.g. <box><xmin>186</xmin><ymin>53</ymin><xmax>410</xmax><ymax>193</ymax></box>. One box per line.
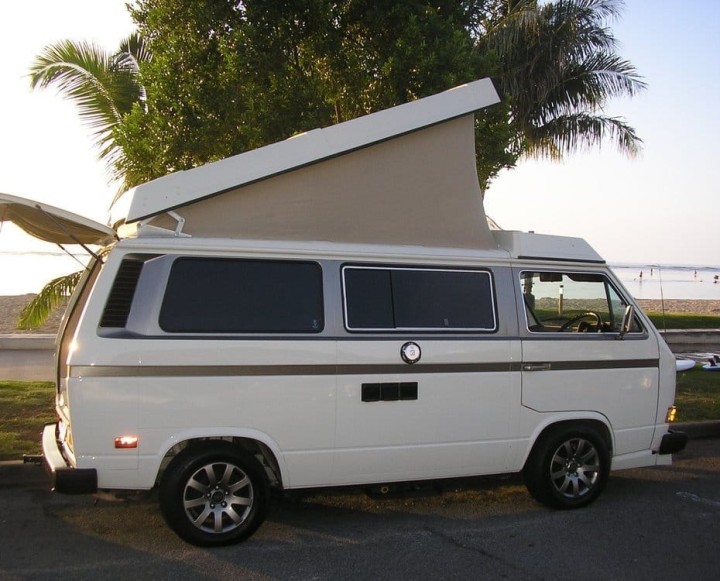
<box><xmin>523</xmin><ymin>363</ymin><xmax>552</xmax><ymax>372</ymax></box>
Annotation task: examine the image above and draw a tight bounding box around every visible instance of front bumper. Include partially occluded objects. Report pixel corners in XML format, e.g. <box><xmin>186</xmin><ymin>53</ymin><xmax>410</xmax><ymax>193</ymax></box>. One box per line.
<box><xmin>42</xmin><ymin>423</ymin><xmax>97</xmax><ymax>494</ymax></box>
<box><xmin>659</xmin><ymin>430</ymin><xmax>688</xmax><ymax>455</ymax></box>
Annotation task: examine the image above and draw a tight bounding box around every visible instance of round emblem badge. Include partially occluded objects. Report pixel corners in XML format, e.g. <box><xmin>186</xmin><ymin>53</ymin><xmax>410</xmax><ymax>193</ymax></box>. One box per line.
<box><xmin>400</xmin><ymin>342</ymin><xmax>421</xmax><ymax>364</ymax></box>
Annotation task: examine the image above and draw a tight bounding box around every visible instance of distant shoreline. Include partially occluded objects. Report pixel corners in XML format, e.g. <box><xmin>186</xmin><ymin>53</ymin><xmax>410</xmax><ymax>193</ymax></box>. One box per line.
<box><xmin>634</xmin><ymin>299</ymin><xmax>720</xmax><ymax>315</ymax></box>
<box><xmin>1</xmin><ymin>294</ymin><xmax>718</xmax><ymax>335</ymax></box>
<box><xmin>0</xmin><ymin>295</ymin><xmax>67</xmax><ymax>335</ymax></box>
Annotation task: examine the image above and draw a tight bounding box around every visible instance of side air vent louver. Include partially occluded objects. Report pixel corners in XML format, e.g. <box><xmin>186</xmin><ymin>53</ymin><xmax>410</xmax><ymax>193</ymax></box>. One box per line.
<box><xmin>99</xmin><ymin>260</ymin><xmax>144</xmax><ymax>328</ymax></box>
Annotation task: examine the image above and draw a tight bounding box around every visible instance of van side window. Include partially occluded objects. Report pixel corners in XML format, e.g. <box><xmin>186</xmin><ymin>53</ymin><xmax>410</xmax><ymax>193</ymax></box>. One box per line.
<box><xmin>343</xmin><ymin>266</ymin><xmax>496</xmax><ymax>331</ymax></box>
<box><xmin>159</xmin><ymin>258</ymin><xmax>323</xmax><ymax>333</ymax></box>
<box><xmin>521</xmin><ymin>271</ymin><xmax>642</xmax><ymax>334</ymax></box>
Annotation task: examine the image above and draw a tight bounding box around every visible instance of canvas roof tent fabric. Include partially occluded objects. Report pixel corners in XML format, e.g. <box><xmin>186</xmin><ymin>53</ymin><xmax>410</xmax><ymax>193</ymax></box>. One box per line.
<box><xmin>113</xmin><ymin>78</ymin><xmax>502</xmax><ymax>249</ymax></box>
<box><xmin>0</xmin><ymin>193</ymin><xmax>115</xmax><ymax>245</ymax></box>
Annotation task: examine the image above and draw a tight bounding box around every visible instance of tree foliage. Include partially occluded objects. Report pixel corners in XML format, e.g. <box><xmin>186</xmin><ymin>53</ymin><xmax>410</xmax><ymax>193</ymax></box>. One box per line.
<box><xmin>17</xmin><ymin>271</ymin><xmax>83</xmax><ymax>330</ymax></box>
<box><xmin>117</xmin><ymin>0</ymin><xmax>643</xmax><ymax>192</ymax></box>
<box><xmin>117</xmin><ymin>0</ymin><xmax>496</xmax><ymax>186</ymax></box>
<box><xmin>483</xmin><ymin>0</ymin><xmax>646</xmax><ymax>160</ymax></box>
<box><xmin>28</xmin><ymin>1</ymin><xmax>645</xmax><ymax>195</ymax></box>
<box><xmin>29</xmin><ymin>33</ymin><xmax>151</xmax><ymax>186</ymax></box>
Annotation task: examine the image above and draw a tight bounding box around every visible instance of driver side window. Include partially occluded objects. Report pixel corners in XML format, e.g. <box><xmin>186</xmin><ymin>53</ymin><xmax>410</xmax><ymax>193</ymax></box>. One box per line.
<box><xmin>521</xmin><ymin>271</ymin><xmax>642</xmax><ymax>334</ymax></box>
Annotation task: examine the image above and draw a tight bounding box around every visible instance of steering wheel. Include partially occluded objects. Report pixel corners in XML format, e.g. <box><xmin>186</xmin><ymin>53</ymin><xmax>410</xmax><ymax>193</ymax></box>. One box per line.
<box><xmin>559</xmin><ymin>311</ymin><xmax>603</xmax><ymax>332</ymax></box>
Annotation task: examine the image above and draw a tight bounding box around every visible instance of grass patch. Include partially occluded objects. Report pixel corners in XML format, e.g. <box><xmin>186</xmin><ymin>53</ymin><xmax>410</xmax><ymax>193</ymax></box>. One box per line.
<box><xmin>0</xmin><ymin>381</ymin><xmax>55</xmax><ymax>461</ymax></box>
<box><xmin>646</xmin><ymin>312</ymin><xmax>720</xmax><ymax>330</ymax></box>
<box><xmin>675</xmin><ymin>367</ymin><xmax>720</xmax><ymax>422</ymax></box>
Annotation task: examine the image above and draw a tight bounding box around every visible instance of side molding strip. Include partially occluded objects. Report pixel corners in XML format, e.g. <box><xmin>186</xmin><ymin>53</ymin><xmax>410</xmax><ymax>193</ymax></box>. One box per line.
<box><xmin>71</xmin><ymin>358</ymin><xmax>658</xmax><ymax>378</ymax></box>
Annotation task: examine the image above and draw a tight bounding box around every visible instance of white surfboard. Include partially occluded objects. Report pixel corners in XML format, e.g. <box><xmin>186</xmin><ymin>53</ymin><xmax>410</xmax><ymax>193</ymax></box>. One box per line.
<box><xmin>676</xmin><ymin>359</ymin><xmax>696</xmax><ymax>372</ymax></box>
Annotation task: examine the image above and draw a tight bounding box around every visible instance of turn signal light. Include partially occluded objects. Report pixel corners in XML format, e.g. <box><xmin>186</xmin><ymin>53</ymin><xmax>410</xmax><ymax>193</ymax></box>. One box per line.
<box><xmin>666</xmin><ymin>406</ymin><xmax>678</xmax><ymax>423</ymax></box>
<box><xmin>114</xmin><ymin>436</ymin><xmax>138</xmax><ymax>449</ymax></box>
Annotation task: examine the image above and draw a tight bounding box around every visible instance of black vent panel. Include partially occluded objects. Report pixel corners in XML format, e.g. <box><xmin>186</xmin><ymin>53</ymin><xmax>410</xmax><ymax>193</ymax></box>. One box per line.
<box><xmin>99</xmin><ymin>260</ymin><xmax>144</xmax><ymax>328</ymax></box>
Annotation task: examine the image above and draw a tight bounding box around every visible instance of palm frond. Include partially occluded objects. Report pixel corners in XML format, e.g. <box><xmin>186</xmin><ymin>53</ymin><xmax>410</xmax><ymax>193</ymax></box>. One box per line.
<box><xmin>524</xmin><ymin>113</ymin><xmax>642</xmax><ymax>159</ymax></box>
<box><xmin>117</xmin><ymin>33</ymin><xmax>152</xmax><ymax>74</ymax></box>
<box><xmin>487</xmin><ymin>0</ymin><xmax>643</xmax><ymax>161</ymax></box>
<box><xmin>28</xmin><ymin>35</ymin><xmax>150</xmax><ymax>183</ymax></box>
<box><xmin>17</xmin><ymin>271</ymin><xmax>82</xmax><ymax>330</ymax></box>
<box><xmin>114</xmin><ymin>33</ymin><xmax>152</xmax><ymax>112</ymax></box>
<box><xmin>531</xmin><ymin>53</ymin><xmax>646</xmax><ymax>125</ymax></box>
<box><xmin>29</xmin><ymin>40</ymin><xmax>123</xmax><ymax>129</ymax></box>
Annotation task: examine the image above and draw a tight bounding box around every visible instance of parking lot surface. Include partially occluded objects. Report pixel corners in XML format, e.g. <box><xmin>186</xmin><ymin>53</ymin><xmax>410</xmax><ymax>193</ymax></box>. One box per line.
<box><xmin>1</xmin><ymin>438</ymin><xmax>719</xmax><ymax>580</ymax></box>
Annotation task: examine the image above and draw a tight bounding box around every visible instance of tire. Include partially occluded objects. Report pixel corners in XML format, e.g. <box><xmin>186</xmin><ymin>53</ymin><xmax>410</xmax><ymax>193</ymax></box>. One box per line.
<box><xmin>523</xmin><ymin>425</ymin><xmax>610</xmax><ymax>509</ymax></box>
<box><xmin>159</xmin><ymin>442</ymin><xmax>269</xmax><ymax>546</ymax></box>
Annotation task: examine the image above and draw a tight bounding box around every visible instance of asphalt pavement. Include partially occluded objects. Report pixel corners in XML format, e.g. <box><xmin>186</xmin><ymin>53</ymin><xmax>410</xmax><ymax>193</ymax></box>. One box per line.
<box><xmin>2</xmin><ymin>438</ymin><xmax>720</xmax><ymax>580</ymax></box>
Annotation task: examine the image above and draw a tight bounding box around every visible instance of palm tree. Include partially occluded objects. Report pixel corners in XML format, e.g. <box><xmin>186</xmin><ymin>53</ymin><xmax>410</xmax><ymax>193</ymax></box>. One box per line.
<box><xmin>477</xmin><ymin>0</ymin><xmax>645</xmax><ymax>185</ymax></box>
<box><xmin>29</xmin><ymin>33</ymin><xmax>150</xmax><ymax>186</ymax></box>
<box><xmin>19</xmin><ymin>34</ymin><xmax>150</xmax><ymax>329</ymax></box>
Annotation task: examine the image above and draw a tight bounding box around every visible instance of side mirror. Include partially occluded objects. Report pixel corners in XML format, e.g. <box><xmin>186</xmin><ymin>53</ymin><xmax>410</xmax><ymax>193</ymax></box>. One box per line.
<box><xmin>618</xmin><ymin>305</ymin><xmax>635</xmax><ymax>339</ymax></box>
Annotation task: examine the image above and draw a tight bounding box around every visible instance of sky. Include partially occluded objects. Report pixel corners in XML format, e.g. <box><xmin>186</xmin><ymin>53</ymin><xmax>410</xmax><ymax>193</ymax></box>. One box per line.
<box><xmin>485</xmin><ymin>0</ymin><xmax>720</xmax><ymax>266</ymax></box>
<box><xmin>1</xmin><ymin>0</ymin><xmax>719</xmax><ymax>295</ymax></box>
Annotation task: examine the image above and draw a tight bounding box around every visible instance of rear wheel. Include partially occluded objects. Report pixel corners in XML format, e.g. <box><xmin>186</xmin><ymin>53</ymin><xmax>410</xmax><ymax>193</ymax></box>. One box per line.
<box><xmin>159</xmin><ymin>442</ymin><xmax>268</xmax><ymax>546</ymax></box>
<box><xmin>523</xmin><ymin>425</ymin><xmax>609</xmax><ymax>509</ymax></box>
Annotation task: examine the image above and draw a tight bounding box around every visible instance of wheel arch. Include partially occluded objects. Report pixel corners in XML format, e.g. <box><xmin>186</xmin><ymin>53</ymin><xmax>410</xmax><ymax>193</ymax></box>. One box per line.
<box><xmin>522</xmin><ymin>416</ymin><xmax>613</xmax><ymax>471</ymax></box>
<box><xmin>153</xmin><ymin>431</ymin><xmax>287</xmax><ymax>490</ymax></box>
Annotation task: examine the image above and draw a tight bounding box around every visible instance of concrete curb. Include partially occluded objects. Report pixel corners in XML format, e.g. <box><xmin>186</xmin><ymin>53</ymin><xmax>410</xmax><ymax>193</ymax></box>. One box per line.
<box><xmin>661</xmin><ymin>329</ymin><xmax>720</xmax><ymax>353</ymax></box>
<box><xmin>0</xmin><ymin>334</ymin><xmax>55</xmax><ymax>350</ymax></box>
<box><xmin>1</xmin><ymin>421</ymin><xmax>717</xmax><ymax>489</ymax></box>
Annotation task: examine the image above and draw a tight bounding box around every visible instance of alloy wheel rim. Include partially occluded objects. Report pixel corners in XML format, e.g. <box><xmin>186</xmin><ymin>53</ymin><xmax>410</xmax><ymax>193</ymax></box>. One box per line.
<box><xmin>549</xmin><ymin>437</ymin><xmax>600</xmax><ymax>499</ymax></box>
<box><xmin>182</xmin><ymin>461</ymin><xmax>254</xmax><ymax>533</ymax></box>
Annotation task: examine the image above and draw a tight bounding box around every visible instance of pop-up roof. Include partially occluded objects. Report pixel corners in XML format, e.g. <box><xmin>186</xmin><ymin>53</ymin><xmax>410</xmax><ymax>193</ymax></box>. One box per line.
<box><xmin>112</xmin><ymin>78</ymin><xmax>501</xmax><ymax>249</ymax></box>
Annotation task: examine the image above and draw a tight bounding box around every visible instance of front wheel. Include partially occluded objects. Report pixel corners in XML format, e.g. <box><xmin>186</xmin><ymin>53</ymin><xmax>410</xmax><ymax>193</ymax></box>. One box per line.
<box><xmin>159</xmin><ymin>443</ymin><xmax>269</xmax><ymax>546</ymax></box>
<box><xmin>523</xmin><ymin>425</ymin><xmax>609</xmax><ymax>509</ymax></box>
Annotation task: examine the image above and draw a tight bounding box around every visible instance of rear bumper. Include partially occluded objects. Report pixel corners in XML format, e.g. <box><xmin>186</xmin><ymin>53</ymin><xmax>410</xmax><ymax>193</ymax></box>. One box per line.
<box><xmin>659</xmin><ymin>430</ymin><xmax>688</xmax><ymax>455</ymax></box>
<box><xmin>41</xmin><ymin>423</ymin><xmax>97</xmax><ymax>494</ymax></box>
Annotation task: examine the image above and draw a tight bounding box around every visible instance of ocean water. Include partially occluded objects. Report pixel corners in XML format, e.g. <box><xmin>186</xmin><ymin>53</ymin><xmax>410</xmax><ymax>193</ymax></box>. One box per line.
<box><xmin>1</xmin><ymin>251</ymin><xmax>719</xmax><ymax>301</ymax></box>
<box><xmin>0</xmin><ymin>251</ymin><xmax>88</xmax><ymax>296</ymax></box>
<box><xmin>611</xmin><ymin>264</ymin><xmax>720</xmax><ymax>300</ymax></box>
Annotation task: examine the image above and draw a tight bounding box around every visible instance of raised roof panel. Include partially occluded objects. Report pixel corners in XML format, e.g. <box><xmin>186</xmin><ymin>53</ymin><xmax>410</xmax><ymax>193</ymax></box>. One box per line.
<box><xmin>492</xmin><ymin>231</ymin><xmax>605</xmax><ymax>263</ymax></box>
<box><xmin>112</xmin><ymin>78</ymin><xmax>502</xmax><ymax>249</ymax></box>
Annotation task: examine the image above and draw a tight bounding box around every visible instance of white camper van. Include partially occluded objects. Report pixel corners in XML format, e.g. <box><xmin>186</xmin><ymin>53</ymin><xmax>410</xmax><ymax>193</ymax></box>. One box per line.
<box><xmin>0</xmin><ymin>78</ymin><xmax>686</xmax><ymax>546</ymax></box>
